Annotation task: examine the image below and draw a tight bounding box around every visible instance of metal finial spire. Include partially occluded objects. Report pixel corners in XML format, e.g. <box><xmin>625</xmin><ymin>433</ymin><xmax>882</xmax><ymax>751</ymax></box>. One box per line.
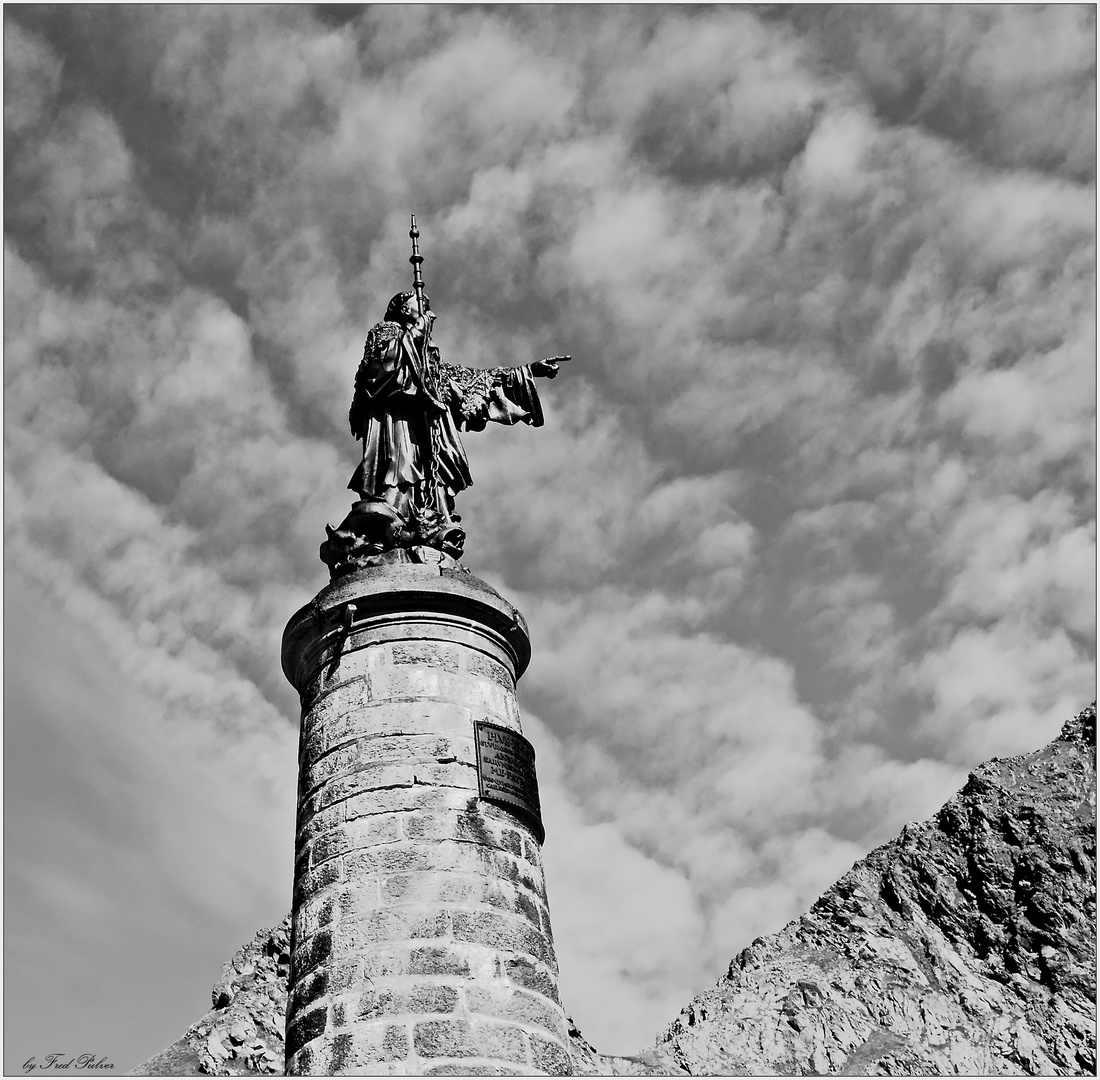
<box><xmin>409</xmin><ymin>214</ymin><xmax>425</xmax><ymax>316</ymax></box>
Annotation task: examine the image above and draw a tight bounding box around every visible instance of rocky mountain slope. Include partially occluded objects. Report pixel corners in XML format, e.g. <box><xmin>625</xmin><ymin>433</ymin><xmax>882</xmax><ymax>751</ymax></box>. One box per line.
<box><xmin>138</xmin><ymin>705</ymin><xmax>1095</xmax><ymax>1076</ymax></box>
<box><xmin>135</xmin><ymin>921</ymin><xmax>291</xmax><ymax>1077</ymax></box>
<box><xmin>625</xmin><ymin>704</ymin><xmax>1097</xmax><ymax>1076</ymax></box>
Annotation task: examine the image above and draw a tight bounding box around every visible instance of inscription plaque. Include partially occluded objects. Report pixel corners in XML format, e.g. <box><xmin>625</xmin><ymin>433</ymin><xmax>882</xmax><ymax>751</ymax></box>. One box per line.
<box><xmin>474</xmin><ymin>721</ymin><xmax>544</xmax><ymax>844</ymax></box>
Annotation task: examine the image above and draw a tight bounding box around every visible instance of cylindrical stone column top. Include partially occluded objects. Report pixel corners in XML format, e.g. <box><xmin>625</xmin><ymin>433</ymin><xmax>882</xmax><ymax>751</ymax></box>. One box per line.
<box><xmin>283</xmin><ymin>564</ymin><xmax>532</xmax><ymax>699</ymax></box>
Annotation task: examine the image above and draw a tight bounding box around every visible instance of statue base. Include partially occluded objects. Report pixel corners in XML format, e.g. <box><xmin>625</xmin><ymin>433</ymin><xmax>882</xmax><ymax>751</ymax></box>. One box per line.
<box><xmin>320</xmin><ymin>499</ymin><xmax>466</xmax><ymax>580</ymax></box>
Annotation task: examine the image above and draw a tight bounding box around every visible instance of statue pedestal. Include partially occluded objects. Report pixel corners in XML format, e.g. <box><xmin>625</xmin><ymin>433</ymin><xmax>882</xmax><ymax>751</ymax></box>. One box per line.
<box><xmin>282</xmin><ymin>565</ymin><xmax>571</xmax><ymax>1076</ymax></box>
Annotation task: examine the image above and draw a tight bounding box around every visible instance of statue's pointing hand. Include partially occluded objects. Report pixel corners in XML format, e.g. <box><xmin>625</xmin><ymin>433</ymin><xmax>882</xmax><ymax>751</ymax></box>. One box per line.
<box><xmin>530</xmin><ymin>355</ymin><xmax>571</xmax><ymax>380</ymax></box>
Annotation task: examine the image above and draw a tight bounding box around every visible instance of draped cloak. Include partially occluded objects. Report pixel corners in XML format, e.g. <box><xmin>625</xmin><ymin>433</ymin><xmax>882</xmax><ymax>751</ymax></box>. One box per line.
<box><xmin>348</xmin><ymin>320</ymin><xmax>544</xmax><ymax>509</ymax></box>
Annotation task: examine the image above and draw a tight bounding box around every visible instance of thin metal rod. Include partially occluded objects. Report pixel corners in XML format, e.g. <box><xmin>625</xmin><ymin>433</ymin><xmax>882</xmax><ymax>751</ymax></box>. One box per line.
<box><xmin>409</xmin><ymin>214</ymin><xmax>426</xmax><ymax>316</ymax></box>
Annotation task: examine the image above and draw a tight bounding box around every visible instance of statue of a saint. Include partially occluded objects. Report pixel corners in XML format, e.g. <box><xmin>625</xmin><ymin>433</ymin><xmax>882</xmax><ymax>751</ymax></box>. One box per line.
<box><xmin>320</xmin><ymin>222</ymin><xmax>569</xmax><ymax>579</ymax></box>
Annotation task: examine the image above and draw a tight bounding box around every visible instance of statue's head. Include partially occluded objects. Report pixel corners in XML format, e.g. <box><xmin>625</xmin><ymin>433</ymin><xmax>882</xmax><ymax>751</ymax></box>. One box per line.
<box><xmin>385</xmin><ymin>291</ymin><xmax>434</xmax><ymax>328</ymax></box>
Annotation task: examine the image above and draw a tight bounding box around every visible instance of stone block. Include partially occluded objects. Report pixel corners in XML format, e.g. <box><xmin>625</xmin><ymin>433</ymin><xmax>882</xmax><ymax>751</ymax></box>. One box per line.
<box><xmin>407</xmin><ymin>944</ymin><xmax>472</xmax><ymax>977</ymax></box>
<box><xmin>353</xmin><ymin>982</ymin><xmax>461</xmax><ymax>1021</ymax></box>
<box><xmin>298</xmin><ymin>721</ymin><xmax>329</xmax><ymax>770</ymax></box>
<box><xmin>404</xmin><ymin>982</ymin><xmax>462</xmax><ymax>1015</ymax></box>
<box><xmin>411</xmin><ymin>760</ymin><xmax>479</xmax><ymax>790</ymax></box>
<box><xmin>301</xmin><ymin>814</ymin><xmax>403</xmax><ymax>870</ymax></box>
<box><xmin>296</xmin><ymin>789</ymin><xmax>323</xmax><ymax>824</ymax></box>
<box><xmin>294</xmin><ymin>891</ymin><xmax>339</xmax><ymax>942</ymax></box>
<box><xmin>293</xmin><ymin>847</ymin><xmax>310</xmax><ymax>884</ymax></box>
<box><xmin>351</xmin><ymin>811</ymin><xmax>406</xmax><ymax>847</ymax></box>
<box><xmin>322</xmin><ymin>730</ymin><xmax>468</xmax><ymax>769</ymax></box>
<box><xmin>308</xmin><ymin>732</ymin><xmax>451</xmax><ymax>791</ymax></box>
<box><xmin>367</xmin><ymin>668</ymin><xmax>516</xmax><ymax>722</ymax></box>
<box><xmin>496</xmin><ymin>826</ymin><xmax>524</xmax><ymax>857</ymax></box>
<box><xmin>451</xmin><ymin>910</ymin><xmax>554</xmax><ymax>967</ymax></box>
<box><xmin>512</xmin><ymin>889</ymin><xmax>543</xmax><ymax>930</ymax></box>
<box><xmin>308</xmin><ymin>677</ymin><xmax>370</xmax><ymax>731</ymax></box>
<box><xmin>327</xmin><ymin>1024</ymin><xmax>409</xmax><ymax>1069</ymax></box>
<box><xmin>343</xmin><ymin>843</ymin><xmax>434</xmax><ymax>878</ymax></box>
<box><xmin>336</xmin><ymin>880</ymin><xmax>381</xmax><ymax>921</ymax></box>
<box><xmin>322</xmin><ymin>655</ymin><xmax>379</xmax><ymax>694</ymax></box>
<box><xmin>493</xmin><ymin>837</ymin><xmax>547</xmax><ymax>879</ymax></box>
<box><xmin>483</xmin><ymin>849</ymin><xmax>520</xmax><ymax>885</ymax></box>
<box><xmin>529</xmin><ymin>1032</ymin><xmax>573</xmax><ymax>1076</ymax></box>
<box><xmin>296</xmin><ymin>800</ymin><xmax>345</xmax><ymax>850</ymax></box>
<box><xmin>464</xmin><ymin>650</ymin><xmax>515</xmax><ymax>691</ymax></box>
<box><xmin>381</xmin><ymin>871</ymin><xmax>482</xmax><ymax>906</ymax></box>
<box><xmin>315</xmin><ymin>763</ymin><xmax>418</xmax><ymax>808</ymax></box>
<box><xmin>287</xmin><ymin>968</ymin><xmax>329</xmax><ymax>1016</ymax></box>
<box><xmin>326</xmin><ymin>956</ymin><xmax>367</xmax><ymax>993</ymax></box>
<box><xmin>391</xmin><ymin>640</ymin><xmax>466</xmax><ymax>672</ymax></box>
<box><xmin>502</xmin><ymin>956</ymin><xmax>561</xmax><ymax>1005</ymax></box>
<box><xmin>480</xmin><ymin>804</ymin><xmax>543</xmax><ymax>852</ymax></box>
<box><xmin>440</xmin><ymin>839</ymin><xmax>522</xmax><ymax>877</ymax></box>
<box><xmin>289</xmin><ymin>927</ymin><xmax>333</xmax><ymax>984</ymax></box>
<box><xmin>350</xmin><ymin>838</ymin><xmax>504</xmax><ymax>880</ymax></box>
<box><xmin>306</xmin><ymin>830</ymin><xmax>347</xmax><ymax>871</ymax></box>
<box><xmin>285</xmin><ymin>1003</ymin><xmax>327</xmax><ymax>1059</ymax></box>
<box><xmin>343</xmin><ymin>784</ymin><xmax>473</xmax><ymax>822</ymax></box>
<box><xmin>302</xmin><ymin>740</ymin><xmax>367</xmax><ymax>791</ymax></box>
<box><xmin>439</xmin><ymin>733</ymin><xmax>477</xmax><ymax>767</ymax></box>
<box><xmin>313</xmin><ymin>646</ymin><xmax>385</xmax><ymax>695</ymax></box>
<box><xmin>478</xmin><ymin>681</ymin><xmax>522</xmax><ymax>726</ymax></box>
<box><xmin>473</xmin><ymin>1020</ymin><xmax>531</xmax><ymax>1064</ymax></box>
<box><xmin>413</xmin><ymin>1019</ymin><xmax>479</xmax><ymax>1059</ymax></box>
<box><xmin>481</xmin><ymin>880</ymin><xmax>547</xmax><ymax>931</ymax></box>
<box><xmin>445</xmin><ymin>672</ymin><xmax>518</xmax><ymax>720</ymax></box>
<box><xmin>403</xmin><ymin>808</ymin><xmax>504</xmax><ymax>845</ymax></box>
<box><xmin>287</xmin><ymin>1042</ymin><xmax>317</xmax><ymax>1076</ymax></box>
<box><xmin>522</xmin><ymin>835</ymin><xmax>543</xmax><ymax>868</ymax></box>
<box><xmin>368</xmin><ymin>666</ymin><xmax>445</xmax><ymax>703</ymax></box>
<box><xmin>329</xmin><ymin>699</ymin><xmax>479</xmax><ymax>743</ymax></box>
<box><xmin>515</xmin><ymin>864</ymin><xmax>549</xmax><ymax>904</ymax></box>
<box><xmin>334</xmin><ymin>906</ymin><xmax>451</xmax><ymax>952</ymax></box>
<box><xmin>464</xmin><ymin>985</ymin><xmax>566</xmax><ymax>1038</ymax></box>
<box><xmin>357</xmin><ymin>946</ymin><xmax>419</xmax><ymax>980</ymax></box>
<box><xmin>293</xmin><ymin>858</ymin><xmax>343</xmax><ymax>907</ymax></box>
<box><xmin>308</xmin><ymin>822</ymin><xmax>402</xmax><ymax>875</ymax></box>
<box><xmin>328</xmin><ymin>996</ymin><xmax>353</xmax><ymax>1030</ymax></box>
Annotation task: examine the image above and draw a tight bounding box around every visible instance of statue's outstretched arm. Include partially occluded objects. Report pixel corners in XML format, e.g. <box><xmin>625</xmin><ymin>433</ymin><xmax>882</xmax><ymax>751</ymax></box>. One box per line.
<box><xmin>441</xmin><ymin>357</ymin><xmax>570</xmax><ymax>432</ymax></box>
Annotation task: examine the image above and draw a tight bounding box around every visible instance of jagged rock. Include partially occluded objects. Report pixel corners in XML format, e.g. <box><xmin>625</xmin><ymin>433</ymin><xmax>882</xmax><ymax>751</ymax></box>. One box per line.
<box><xmin>138</xmin><ymin>706</ymin><xmax>1095</xmax><ymax>1076</ymax></box>
<box><xmin>568</xmin><ymin>1017</ymin><xmax>688</xmax><ymax>1076</ymax></box>
<box><xmin>136</xmin><ymin>918</ymin><xmax>291</xmax><ymax>1076</ymax></box>
<box><xmin>657</xmin><ymin>705</ymin><xmax>1096</xmax><ymax>1076</ymax></box>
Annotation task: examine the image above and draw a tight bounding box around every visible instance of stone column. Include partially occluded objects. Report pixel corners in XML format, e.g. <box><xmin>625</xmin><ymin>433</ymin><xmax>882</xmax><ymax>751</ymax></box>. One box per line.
<box><xmin>282</xmin><ymin>564</ymin><xmax>571</xmax><ymax>1076</ymax></box>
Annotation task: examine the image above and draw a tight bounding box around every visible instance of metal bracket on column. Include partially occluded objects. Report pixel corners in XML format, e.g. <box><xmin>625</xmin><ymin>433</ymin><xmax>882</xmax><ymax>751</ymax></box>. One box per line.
<box><xmin>327</xmin><ymin>602</ymin><xmax>357</xmax><ymax>675</ymax></box>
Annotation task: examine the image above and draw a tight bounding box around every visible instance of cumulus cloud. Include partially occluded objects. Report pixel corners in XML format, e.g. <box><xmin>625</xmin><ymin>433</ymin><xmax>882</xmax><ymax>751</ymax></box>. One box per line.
<box><xmin>4</xmin><ymin>5</ymin><xmax>1094</xmax><ymax>1061</ymax></box>
<box><xmin>796</xmin><ymin>6</ymin><xmax>1097</xmax><ymax>180</ymax></box>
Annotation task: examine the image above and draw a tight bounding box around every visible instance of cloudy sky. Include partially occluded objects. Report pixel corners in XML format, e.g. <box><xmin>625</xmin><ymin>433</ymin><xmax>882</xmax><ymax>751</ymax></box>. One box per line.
<box><xmin>4</xmin><ymin>5</ymin><xmax>1095</xmax><ymax>1072</ymax></box>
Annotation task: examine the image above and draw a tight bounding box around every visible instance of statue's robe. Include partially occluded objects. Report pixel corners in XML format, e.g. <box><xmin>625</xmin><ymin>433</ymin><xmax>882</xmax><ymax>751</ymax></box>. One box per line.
<box><xmin>348</xmin><ymin>319</ymin><xmax>544</xmax><ymax>514</ymax></box>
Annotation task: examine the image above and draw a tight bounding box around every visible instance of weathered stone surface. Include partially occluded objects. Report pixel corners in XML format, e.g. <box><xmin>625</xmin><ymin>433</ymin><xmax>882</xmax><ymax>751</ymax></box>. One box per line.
<box><xmin>135</xmin><ymin>919</ymin><xmax>291</xmax><ymax>1076</ymax></box>
<box><xmin>654</xmin><ymin>704</ymin><xmax>1097</xmax><ymax>1077</ymax></box>
<box><xmin>567</xmin><ymin>705</ymin><xmax>1096</xmax><ymax>1077</ymax></box>
<box><xmin>566</xmin><ymin>1018</ymin><xmax>686</xmax><ymax>1077</ymax></box>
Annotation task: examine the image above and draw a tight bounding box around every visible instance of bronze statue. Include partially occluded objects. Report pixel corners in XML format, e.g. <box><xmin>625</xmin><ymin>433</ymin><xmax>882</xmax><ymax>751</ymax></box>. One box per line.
<box><xmin>320</xmin><ymin>217</ymin><xmax>569</xmax><ymax>578</ymax></box>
